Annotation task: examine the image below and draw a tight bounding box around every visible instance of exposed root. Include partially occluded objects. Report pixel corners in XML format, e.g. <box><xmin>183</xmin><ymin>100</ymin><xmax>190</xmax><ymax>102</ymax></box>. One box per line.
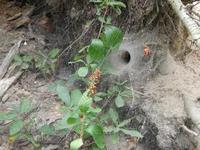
<box><xmin>183</xmin><ymin>93</ymin><xmax>200</xmax><ymax>130</ymax></box>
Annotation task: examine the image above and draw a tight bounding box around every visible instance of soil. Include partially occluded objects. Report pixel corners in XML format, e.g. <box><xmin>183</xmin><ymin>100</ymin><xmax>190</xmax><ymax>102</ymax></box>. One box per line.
<box><xmin>0</xmin><ymin>0</ymin><xmax>200</xmax><ymax>150</ymax></box>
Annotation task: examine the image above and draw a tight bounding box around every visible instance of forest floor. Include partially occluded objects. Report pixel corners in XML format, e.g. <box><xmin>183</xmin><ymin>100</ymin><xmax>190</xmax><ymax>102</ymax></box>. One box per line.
<box><xmin>0</xmin><ymin>0</ymin><xmax>200</xmax><ymax>150</ymax></box>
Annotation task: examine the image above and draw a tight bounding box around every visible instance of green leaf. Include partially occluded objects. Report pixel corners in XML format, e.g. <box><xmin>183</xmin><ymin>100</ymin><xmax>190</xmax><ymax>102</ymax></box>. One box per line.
<box><xmin>89</xmin><ymin>107</ymin><xmax>102</xmax><ymax>113</ymax></box>
<box><xmin>115</xmin><ymin>95</ymin><xmax>124</xmax><ymax>107</ymax></box>
<box><xmin>106</xmin><ymin>16</ymin><xmax>112</xmax><ymax>24</ymax></box>
<box><xmin>71</xmin><ymin>89</ymin><xmax>82</xmax><ymax>106</ymax></box>
<box><xmin>56</xmin><ymin>84</ymin><xmax>71</xmax><ymax>105</ymax></box>
<box><xmin>39</xmin><ymin>124</ymin><xmax>54</xmax><ymax>135</ymax></box>
<box><xmin>79</xmin><ymin>97</ymin><xmax>92</xmax><ymax>113</ymax></box>
<box><xmin>95</xmin><ymin>92</ymin><xmax>107</xmax><ymax>97</ymax></box>
<box><xmin>89</xmin><ymin>0</ymin><xmax>102</xmax><ymax>3</ymax></box>
<box><xmin>120</xmin><ymin>129</ymin><xmax>143</xmax><ymax>138</ymax></box>
<box><xmin>48</xmin><ymin>80</ymin><xmax>65</xmax><ymax>92</ymax></box>
<box><xmin>19</xmin><ymin>98</ymin><xmax>32</xmax><ymax>114</ymax></box>
<box><xmin>118</xmin><ymin>118</ymin><xmax>132</xmax><ymax>128</ymax></box>
<box><xmin>120</xmin><ymin>90</ymin><xmax>133</xmax><ymax>98</ymax></box>
<box><xmin>0</xmin><ymin>112</ymin><xmax>16</xmax><ymax>121</ymax></box>
<box><xmin>22</xmin><ymin>55</ymin><xmax>32</xmax><ymax>62</ymax></box>
<box><xmin>86</xmin><ymin>54</ymin><xmax>93</xmax><ymax>64</ymax></box>
<box><xmin>92</xmin><ymin>144</ymin><xmax>100</xmax><ymax>150</ymax></box>
<box><xmin>90</xmin><ymin>64</ymin><xmax>98</xmax><ymax>70</ymax></box>
<box><xmin>67</xmin><ymin>117</ymin><xmax>77</xmax><ymax>125</ymax></box>
<box><xmin>88</xmin><ymin>39</ymin><xmax>105</xmax><ymax>61</ymax></box>
<box><xmin>77</xmin><ymin>67</ymin><xmax>89</xmax><ymax>77</ymax></box>
<box><xmin>70</xmin><ymin>138</ymin><xmax>83</xmax><ymax>150</ymax></box>
<box><xmin>109</xmin><ymin>108</ymin><xmax>118</xmax><ymax>125</ymax></box>
<box><xmin>9</xmin><ymin>119</ymin><xmax>24</xmax><ymax>135</ymax></box>
<box><xmin>114</xmin><ymin>7</ymin><xmax>122</xmax><ymax>15</ymax></box>
<box><xmin>54</xmin><ymin>116</ymin><xmax>68</xmax><ymax>130</ymax></box>
<box><xmin>79</xmin><ymin>91</ymin><xmax>93</xmax><ymax>113</ymax></box>
<box><xmin>108</xmin><ymin>1</ymin><xmax>126</xmax><ymax>8</ymax></box>
<box><xmin>98</xmin><ymin>16</ymin><xmax>106</xmax><ymax>23</ymax></box>
<box><xmin>86</xmin><ymin>125</ymin><xmax>105</xmax><ymax>149</ymax></box>
<box><xmin>94</xmin><ymin>96</ymin><xmax>103</xmax><ymax>102</ymax></box>
<box><xmin>102</xmin><ymin>26</ymin><xmax>123</xmax><ymax>49</ymax></box>
<box><xmin>49</xmin><ymin>48</ymin><xmax>59</xmax><ymax>59</ymax></box>
<box><xmin>14</xmin><ymin>55</ymin><xmax>23</xmax><ymax>63</ymax></box>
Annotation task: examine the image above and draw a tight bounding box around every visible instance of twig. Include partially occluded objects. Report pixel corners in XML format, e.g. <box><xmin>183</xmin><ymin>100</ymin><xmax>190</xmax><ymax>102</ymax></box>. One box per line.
<box><xmin>98</xmin><ymin>6</ymin><xmax>108</xmax><ymax>38</ymax></box>
<box><xmin>0</xmin><ymin>40</ymin><xmax>22</xmax><ymax>79</ymax></box>
<box><xmin>58</xmin><ymin>19</ymin><xmax>95</xmax><ymax>58</ymax></box>
<box><xmin>181</xmin><ymin>124</ymin><xmax>198</xmax><ymax>136</ymax></box>
<box><xmin>0</xmin><ymin>71</ymin><xmax>23</xmax><ymax>99</ymax></box>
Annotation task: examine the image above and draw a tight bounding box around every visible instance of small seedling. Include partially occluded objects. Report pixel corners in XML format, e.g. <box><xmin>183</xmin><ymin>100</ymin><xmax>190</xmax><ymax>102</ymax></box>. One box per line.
<box><xmin>14</xmin><ymin>48</ymin><xmax>60</xmax><ymax>77</ymax></box>
<box><xmin>34</xmin><ymin>48</ymin><xmax>60</xmax><ymax>76</ymax></box>
<box><xmin>14</xmin><ymin>54</ymin><xmax>33</xmax><ymax>70</ymax></box>
<box><xmin>0</xmin><ymin>98</ymin><xmax>40</xmax><ymax>147</ymax></box>
<box><xmin>49</xmin><ymin>79</ymin><xmax>105</xmax><ymax>149</ymax></box>
<box><xmin>102</xmin><ymin>108</ymin><xmax>142</xmax><ymax>143</ymax></box>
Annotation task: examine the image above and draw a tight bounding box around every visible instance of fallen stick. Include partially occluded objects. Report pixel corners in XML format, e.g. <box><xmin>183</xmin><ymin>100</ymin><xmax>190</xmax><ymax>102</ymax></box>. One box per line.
<box><xmin>181</xmin><ymin>124</ymin><xmax>198</xmax><ymax>136</ymax></box>
<box><xmin>7</xmin><ymin>13</ymin><xmax>22</xmax><ymax>21</ymax></box>
<box><xmin>0</xmin><ymin>40</ymin><xmax>22</xmax><ymax>79</ymax></box>
<box><xmin>0</xmin><ymin>71</ymin><xmax>23</xmax><ymax>99</ymax></box>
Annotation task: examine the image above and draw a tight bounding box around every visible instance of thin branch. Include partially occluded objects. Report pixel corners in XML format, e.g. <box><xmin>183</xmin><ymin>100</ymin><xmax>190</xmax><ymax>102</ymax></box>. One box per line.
<box><xmin>58</xmin><ymin>19</ymin><xmax>95</xmax><ymax>58</ymax></box>
<box><xmin>181</xmin><ymin>124</ymin><xmax>198</xmax><ymax>136</ymax></box>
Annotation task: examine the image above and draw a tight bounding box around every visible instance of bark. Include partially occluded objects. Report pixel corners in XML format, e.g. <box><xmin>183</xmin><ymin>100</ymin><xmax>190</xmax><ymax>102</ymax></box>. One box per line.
<box><xmin>0</xmin><ymin>71</ymin><xmax>23</xmax><ymax>99</ymax></box>
<box><xmin>0</xmin><ymin>40</ymin><xmax>22</xmax><ymax>79</ymax></box>
<box><xmin>168</xmin><ymin>0</ymin><xmax>200</xmax><ymax>49</ymax></box>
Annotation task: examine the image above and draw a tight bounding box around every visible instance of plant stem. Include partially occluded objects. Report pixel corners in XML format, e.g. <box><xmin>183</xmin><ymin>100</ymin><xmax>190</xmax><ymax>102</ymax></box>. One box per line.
<box><xmin>80</xmin><ymin>115</ymin><xmax>86</xmax><ymax>139</ymax></box>
<box><xmin>24</xmin><ymin>132</ymin><xmax>40</xmax><ymax>148</ymax></box>
<box><xmin>98</xmin><ymin>6</ymin><xmax>109</xmax><ymax>38</ymax></box>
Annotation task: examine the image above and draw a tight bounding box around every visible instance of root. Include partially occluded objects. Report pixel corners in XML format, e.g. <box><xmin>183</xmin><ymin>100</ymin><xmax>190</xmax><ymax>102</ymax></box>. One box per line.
<box><xmin>167</xmin><ymin>0</ymin><xmax>200</xmax><ymax>49</ymax></box>
<box><xmin>183</xmin><ymin>93</ymin><xmax>200</xmax><ymax>130</ymax></box>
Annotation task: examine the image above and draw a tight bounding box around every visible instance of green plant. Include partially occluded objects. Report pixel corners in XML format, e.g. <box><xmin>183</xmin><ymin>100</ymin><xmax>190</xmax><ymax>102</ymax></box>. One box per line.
<box><xmin>72</xmin><ymin>0</ymin><xmax>125</xmax><ymax>75</ymax></box>
<box><xmin>14</xmin><ymin>54</ymin><xmax>33</xmax><ymax>70</ymax></box>
<box><xmin>90</xmin><ymin>0</ymin><xmax>126</xmax><ymax>37</ymax></box>
<box><xmin>107</xmin><ymin>81</ymin><xmax>133</xmax><ymax>108</ymax></box>
<box><xmin>49</xmin><ymin>76</ymin><xmax>142</xmax><ymax>149</ymax></box>
<box><xmin>93</xmin><ymin>81</ymin><xmax>133</xmax><ymax>108</ymax></box>
<box><xmin>14</xmin><ymin>48</ymin><xmax>60</xmax><ymax>77</ymax></box>
<box><xmin>46</xmin><ymin>0</ymin><xmax>142</xmax><ymax>149</ymax></box>
<box><xmin>0</xmin><ymin>98</ymin><xmax>40</xmax><ymax>147</ymax></box>
<box><xmin>9</xmin><ymin>0</ymin><xmax>140</xmax><ymax>148</ymax></box>
<box><xmin>73</xmin><ymin>25</ymin><xmax>123</xmax><ymax>79</ymax></box>
<box><xmin>90</xmin><ymin>0</ymin><xmax>126</xmax><ymax>15</ymax></box>
<box><xmin>49</xmin><ymin>69</ymin><xmax>104</xmax><ymax>149</ymax></box>
<box><xmin>34</xmin><ymin>48</ymin><xmax>60</xmax><ymax>76</ymax></box>
<box><xmin>102</xmin><ymin>108</ymin><xmax>142</xmax><ymax>143</ymax></box>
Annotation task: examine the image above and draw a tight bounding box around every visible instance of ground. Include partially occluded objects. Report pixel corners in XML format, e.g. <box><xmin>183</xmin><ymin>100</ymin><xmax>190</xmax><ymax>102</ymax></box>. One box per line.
<box><xmin>0</xmin><ymin>0</ymin><xmax>200</xmax><ymax>150</ymax></box>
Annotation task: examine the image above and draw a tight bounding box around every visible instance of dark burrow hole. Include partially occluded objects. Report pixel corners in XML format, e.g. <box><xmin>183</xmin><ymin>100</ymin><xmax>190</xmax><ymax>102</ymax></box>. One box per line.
<box><xmin>120</xmin><ymin>51</ymin><xmax>131</xmax><ymax>64</ymax></box>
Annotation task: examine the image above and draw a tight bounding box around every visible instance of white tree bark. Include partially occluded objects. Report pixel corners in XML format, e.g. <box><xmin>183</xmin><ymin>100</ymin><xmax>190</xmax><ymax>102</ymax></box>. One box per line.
<box><xmin>168</xmin><ymin>0</ymin><xmax>200</xmax><ymax>49</ymax></box>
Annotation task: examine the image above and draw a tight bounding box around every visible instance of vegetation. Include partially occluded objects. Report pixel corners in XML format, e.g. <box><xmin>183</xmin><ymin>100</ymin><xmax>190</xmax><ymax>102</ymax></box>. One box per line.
<box><xmin>14</xmin><ymin>48</ymin><xmax>60</xmax><ymax>77</ymax></box>
<box><xmin>0</xmin><ymin>98</ymin><xmax>40</xmax><ymax>147</ymax></box>
<box><xmin>0</xmin><ymin>0</ymin><xmax>142</xmax><ymax>149</ymax></box>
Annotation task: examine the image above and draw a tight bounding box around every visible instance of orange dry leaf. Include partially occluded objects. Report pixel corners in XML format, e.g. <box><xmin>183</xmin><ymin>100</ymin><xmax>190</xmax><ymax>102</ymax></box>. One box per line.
<box><xmin>143</xmin><ymin>45</ymin><xmax>151</xmax><ymax>56</ymax></box>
